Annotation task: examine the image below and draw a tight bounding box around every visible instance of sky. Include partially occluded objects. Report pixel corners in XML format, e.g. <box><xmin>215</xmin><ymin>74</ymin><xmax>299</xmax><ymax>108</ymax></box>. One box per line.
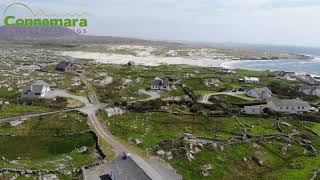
<box><xmin>1</xmin><ymin>0</ymin><xmax>320</xmax><ymax>47</ymax></box>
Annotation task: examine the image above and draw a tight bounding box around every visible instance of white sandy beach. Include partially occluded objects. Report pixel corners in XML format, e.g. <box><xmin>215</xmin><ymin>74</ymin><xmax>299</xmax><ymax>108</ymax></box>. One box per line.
<box><xmin>61</xmin><ymin>51</ymin><xmax>228</xmax><ymax>67</ymax></box>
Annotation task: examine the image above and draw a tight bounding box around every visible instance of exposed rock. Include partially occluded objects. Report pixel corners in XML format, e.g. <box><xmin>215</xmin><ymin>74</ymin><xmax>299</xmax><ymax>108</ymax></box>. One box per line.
<box><xmin>39</xmin><ymin>174</ymin><xmax>59</xmax><ymax>180</ymax></box>
<box><xmin>129</xmin><ymin>138</ymin><xmax>142</xmax><ymax>145</ymax></box>
<box><xmin>122</xmin><ymin>79</ymin><xmax>133</xmax><ymax>86</ymax></box>
<box><xmin>64</xmin><ymin>156</ymin><xmax>73</xmax><ymax>162</ymax></box>
<box><xmin>200</xmin><ymin>164</ymin><xmax>212</xmax><ymax>177</ymax></box>
<box><xmin>243</xmin><ymin>157</ymin><xmax>248</xmax><ymax>162</ymax></box>
<box><xmin>105</xmin><ymin>107</ymin><xmax>124</xmax><ymax>117</ymax></box>
<box><xmin>9</xmin><ymin>160</ymin><xmax>18</xmax><ymax>165</ymax></box>
<box><xmin>157</xmin><ymin>150</ymin><xmax>166</xmax><ymax>156</ymax></box>
<box><xmin>100</xmin><ymin>76</ymin><xmax>113</xmax><ymax>86</ymax></box>
<box><xmin>9</xmin><ymin>120</ymin><xmax>23</xmax><ymax>127</ymax></box>
<box><xmin>186</xmin><ymin>151</ymin><xmax>195</xmax><ymax>161</ymax></box>
<box><xmin>76</xmin><ymin>146</ymin><xmax>88</xmax><ymax>153</ymax></box>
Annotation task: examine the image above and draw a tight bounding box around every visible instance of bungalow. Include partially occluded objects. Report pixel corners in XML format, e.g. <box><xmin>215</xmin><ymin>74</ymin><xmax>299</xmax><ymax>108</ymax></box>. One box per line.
<box><xmin>21</xmin><ymin>80</ymin><xmax>50</xmax><ymax>98</ymax></box>
<box><xmin>245</xmin><ymin>87</ymin><xmax>272</xmax><ymax>99</ymax></box>
<box><xmin>101</xmin><ymin>152</ymin><xmax>162</xmax><ymax>180</ymax></box>
<box><xmin>299</xmin><ymin>86</ymin><xmax>320</xmax><ymax>97</ymax></box>
<box><xmin>266</xmin><ymin>97</ymin><xmax>311</xmax><ymax>113</ymax></box>
<box><xmin>55</xmin><ymin>60</ymin><xmax>75</xmax><ymax>72</ymax></box>
<box><xmin>240</xmin><ymin>77</ymin><xmax>259</xmax><ymax>84</ymax></box>
<box><xmin>150</xmin><ymin>77</ymin><xmax>169</xmax><ymax>91</ymax></box>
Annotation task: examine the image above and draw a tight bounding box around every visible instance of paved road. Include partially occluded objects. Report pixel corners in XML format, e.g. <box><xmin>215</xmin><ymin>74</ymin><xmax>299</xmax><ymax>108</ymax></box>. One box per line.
<box><xmin>200</xmin><ymin>91</ymin><xmax>247</xmax><ymax>104</ymax></box>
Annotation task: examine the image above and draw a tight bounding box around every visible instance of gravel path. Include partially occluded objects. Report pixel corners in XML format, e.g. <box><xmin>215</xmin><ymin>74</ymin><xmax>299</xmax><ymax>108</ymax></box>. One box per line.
<box><xmin>78</xmin><ymin>74</ymin><xmax>182</xmax><ymax>180</ymax></box>
<box><xmin>200</xmin><ymin>91</ymin><xmax>246</xmax><ymax>104</ymax></box>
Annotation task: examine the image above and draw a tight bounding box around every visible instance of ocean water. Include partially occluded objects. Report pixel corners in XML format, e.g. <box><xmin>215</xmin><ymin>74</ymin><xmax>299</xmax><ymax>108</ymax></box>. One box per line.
<box><xmin>222</xmin><ymin>58</ymin><xmax>320</xmax><ymax>75</ymax></box>
<box><xmin>217</xmin><ymin>44</ymin><xmax>320</xmax><ymax>75</ymax></box>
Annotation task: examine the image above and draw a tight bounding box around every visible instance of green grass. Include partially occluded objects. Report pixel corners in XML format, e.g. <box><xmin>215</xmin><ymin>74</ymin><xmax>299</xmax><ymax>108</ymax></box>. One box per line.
<box><xmin>0</xmin><ymin>104</ymin><xmax>50</xmax><ymax>119</ymax></box>
<box><xmin>0</xmin><ymin>89</ymin><xmax>17</xmax><ymax>99</ymax></box>
<box><xmin>100</xmin><ymin>111</ymin><xmax>320</xmax><ymax>179</ymax></box>
<box><xmin>0</xmin><ymin>112</ymin><xmax>99</xmax><ymax>173</ymax></box>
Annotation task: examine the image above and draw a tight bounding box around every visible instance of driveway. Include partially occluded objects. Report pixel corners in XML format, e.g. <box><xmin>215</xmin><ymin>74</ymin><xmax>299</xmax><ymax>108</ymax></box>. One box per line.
<box><xmin>200</xmin><ymin>91</ymin><xmax>246</xmax><ymax>104</ymax></box>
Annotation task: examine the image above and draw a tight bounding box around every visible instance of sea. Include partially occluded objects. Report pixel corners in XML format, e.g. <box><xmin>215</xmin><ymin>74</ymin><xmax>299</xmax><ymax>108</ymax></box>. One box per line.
<box><xmin>219</xmin><ymin>44</ymin><xmax>320</xmax><ymax>76</ymax></box>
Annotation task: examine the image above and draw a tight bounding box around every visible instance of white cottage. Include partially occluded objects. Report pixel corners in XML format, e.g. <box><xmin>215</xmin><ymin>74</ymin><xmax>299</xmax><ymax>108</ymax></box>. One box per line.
<box><xmin>267</xmin><ymin>98</ymin><xmax>311</xmax><ymax>114</ymax></box>
<box><xmin>21</xmin><ymin>81</ymin><xmax>50</xmax><ymax>98</ymax></box>
<box><xmin>299</xmin><ymin>86</ymin><xmax>320</xmax><ymax>97</ymax></box>
<box><xmin>241</xmin><ymin>77</ymin><xmax>259</xmax><ymax>84</ymax></box>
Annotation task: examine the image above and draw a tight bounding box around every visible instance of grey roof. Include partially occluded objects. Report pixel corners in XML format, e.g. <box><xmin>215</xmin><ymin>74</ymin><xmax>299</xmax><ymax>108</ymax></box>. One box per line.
<box><xmin>56</xmin><ymin>60</ymin><xmax>71</xmax><ymax>69</ymax></box>
<box><xmin>269</xmin><ymin>97</ymin><xmax>311</xmax><ymax>107</ymax></box>
<box><xmin>252</xmin><ymin>87</ymin><xmax>271</xmax><ymax>94</ymax></box>
<box><xmin>300</xmin><ymin>85</ymin><xmax>320</xmax><ymax>92</ymax></box>
<box><xmin>104</xmin><ymin>152</ymin><xmax>162</xmax><ymax>180</ymax></box>
<box><xmin>24</xmin><ymin>80</ymin><xmax>49</xmax><ymax>93</ymax></box>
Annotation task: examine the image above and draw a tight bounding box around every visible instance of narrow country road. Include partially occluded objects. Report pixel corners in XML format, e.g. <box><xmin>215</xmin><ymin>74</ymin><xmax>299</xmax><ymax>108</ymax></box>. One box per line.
<box><xmin>78</xmin><ymin>73</ymin><xmax>182</xmax><ymax>180</ymax></box>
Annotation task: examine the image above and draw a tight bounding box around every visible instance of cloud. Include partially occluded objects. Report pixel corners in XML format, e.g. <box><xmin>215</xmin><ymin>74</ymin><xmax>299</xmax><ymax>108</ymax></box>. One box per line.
<box><xmin>1</xmin><ymin>0</ymin><xmax>320</xmax><ymax>46</ymax></box>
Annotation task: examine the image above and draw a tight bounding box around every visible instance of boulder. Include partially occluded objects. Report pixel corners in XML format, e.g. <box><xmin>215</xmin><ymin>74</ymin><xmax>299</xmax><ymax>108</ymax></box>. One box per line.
<box><xmin>76</xmin><ymin>146</ymin><xmax>88</xmax><ymax>153</ymax></box>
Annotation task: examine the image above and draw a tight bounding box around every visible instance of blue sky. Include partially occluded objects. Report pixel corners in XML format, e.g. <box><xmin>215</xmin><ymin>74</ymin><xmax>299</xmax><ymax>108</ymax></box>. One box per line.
<box><xmin>1</xmin><ymin>0</ymin><xmax>320</xmax><ymax>47</ymax></box>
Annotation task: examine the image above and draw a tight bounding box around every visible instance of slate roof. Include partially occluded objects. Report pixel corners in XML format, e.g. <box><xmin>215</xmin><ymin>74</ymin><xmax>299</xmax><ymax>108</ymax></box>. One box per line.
<box><xmin>253</xmin><ymin>87</ymin><xmax>271</xmax><ymax>94</ymax></box>
<box><xmin>56</xmin><ymin>60</ymin><xmax>71</xmax><ymax>69</ymax></box>
<box><xmin>269</xmin><ymin>97</ymin><xmax>311</xmax><ymax>107</ymax></box>
<box><xmin>103</xmin><ymin>152</ymin><xmax>162</xmax><ymax>180</ymax></box>
<box><xmin>300</xmin><ymin>85</ymin><xmax>320</xmax><ymax>92</ymax></box>
<box><xmin>25</xmin><ymin>80</ymin><xmax>49</xmax><ymax>93</ymax></box>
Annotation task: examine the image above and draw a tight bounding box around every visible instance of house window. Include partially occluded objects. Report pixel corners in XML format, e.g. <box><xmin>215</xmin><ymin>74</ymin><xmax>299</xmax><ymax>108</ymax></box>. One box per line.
<box><xmin>302</xmin><ymin>107</ymin><xmax>305</xmax><ymax>109</ymax></box>
<box><xmin>298</xmin><ymin>107</ymin><xmax>300</xmax><ymax>109</ymax></box>
<box><xmin>280</xmin><ymin>107</ymin><xmax>283</xmax><ymax>110</ymax></box>
<box><xmin>286</xmin><ymin>107</ymin><xmax>289</xmax><ymax>110</ymax></box>
<box><xmin>35</xmin><ymin>93</ymin><xmax>41</xmax><ymax>96</ymax></box>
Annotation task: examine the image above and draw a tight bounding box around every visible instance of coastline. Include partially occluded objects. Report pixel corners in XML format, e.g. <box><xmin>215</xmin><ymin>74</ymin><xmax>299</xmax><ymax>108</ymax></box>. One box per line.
<box><xmin>61</xmin><ymin>50</ymin><xmax>320</xmax><ymax>76</ymax></box>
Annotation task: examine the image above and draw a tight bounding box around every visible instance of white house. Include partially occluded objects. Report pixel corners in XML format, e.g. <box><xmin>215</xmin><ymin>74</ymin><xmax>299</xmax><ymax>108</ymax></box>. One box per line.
<box><xmin>150</xmin><ymin>77</ymin><xmax>169</xmax><ymax>91</ymax></box>
<box><xmin>266</xmin><ymin>97</ymin><xmax>311</xmax><ymax>114</ymax></box>
<box><xmin>244</xmin><ymin>105</ymin><xmax>265</xmax><ymax>115</ymax></box>
<box><xmin>21</xmin><ymin>80</ymin><xmax>51</xmax><ymax>98</ymax></box>
<box><xmin>241</xmin><ymin>77</ymin><xmax>259</xmax><ymax>84</ymax></box>
<box><xmin>299</xmin><ymin>86</ymin><xmax>320</xmax><ymax>97</ymax></box>
<box><xmin>245</xmin><ymin>87</ymin><xmax>272</xmax><ymax>99</ymax></box>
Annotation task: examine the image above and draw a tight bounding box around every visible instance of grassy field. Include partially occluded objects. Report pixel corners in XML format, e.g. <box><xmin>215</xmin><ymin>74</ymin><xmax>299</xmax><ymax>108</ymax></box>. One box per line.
<box><xmin>100</xmin><ymin>112</ymin><xmax>320</xmax><ymax>179</ymax></box>
<box><xmin>0</xmin><ymin>89</ymin><xmax>17</xmax><ymax>99</ymax></box>
<box><xmin>0</xmin><ymin>104</ymin><xmax>50</xmax><ymax>119</ymax></box>
<box><xmin>0</xmin><ymin>112</ymin><xmax>100</xmax><ymax>179</ymax></box>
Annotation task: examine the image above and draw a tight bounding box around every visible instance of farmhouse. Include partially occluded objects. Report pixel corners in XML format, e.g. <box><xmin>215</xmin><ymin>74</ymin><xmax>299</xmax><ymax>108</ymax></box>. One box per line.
<box><xmin>240</xmin><ymin>76</ymin><xmax>259</xmax><ymax>84</ymax></box>
<box><xmin>299</xmin><ymin>86</ymin><xmax>320</xmax><ymax>97</ymax></box>
<box><xmin>101</xmin><ymin>152</ymin><xmax>162</xmax><ymax>180</ymax></box>
<box><xmin>266</xmin><ymin>97</ymin><xmax>311</xmax><ymax>114</ymax></box>
<box><xmin>150</xmin><ymin>77</ymin><xmax>169</xmax><ymax>91</ymax></box>
<box><xmin>21</xmin><ymin>80</ymin><xmax>50</xmax><ymax>98</ymax></box>
<box><xmin>245</xmin><ymin>87</ymin><xmax>272</xmax><ymax>99</ymax></box>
